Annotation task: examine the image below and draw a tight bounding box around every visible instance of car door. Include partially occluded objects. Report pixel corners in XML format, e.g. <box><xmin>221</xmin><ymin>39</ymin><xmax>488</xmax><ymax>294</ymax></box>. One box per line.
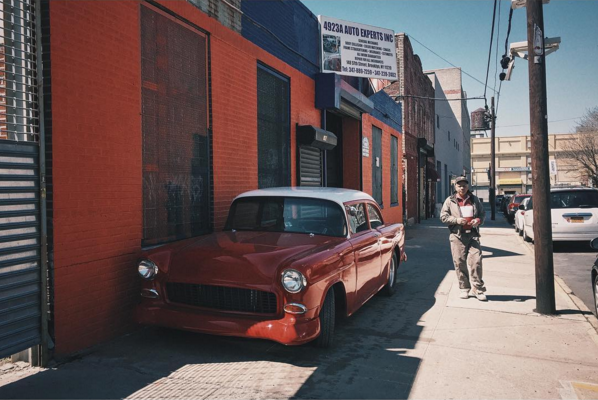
<box><xmin>523</xmin><ymin>197</ymin><xmax>534</xmax><ymax>240</ymax></box>
<box><xmin>346</xmin><ymin>202</ymin><xmax>382</xmax><ymax>306</ymax></box>
<box><xmin>366</xmin><ymin>202</ymin><xmax>393</xmax><ymax>279</ymax></box>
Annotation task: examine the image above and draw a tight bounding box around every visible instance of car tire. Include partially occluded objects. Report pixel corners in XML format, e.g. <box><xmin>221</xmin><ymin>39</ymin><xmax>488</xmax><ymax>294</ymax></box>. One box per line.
<box><xmin>314</xmin><ymin>287</ymin><xmax>335</xmax><ymax>348</ymax></box>
<box><xmin>594</xmin><ymin>274</ymin><xmax>598</xmax><ymax>317</ymax></box>
<box><xmin>523</xmin><ymin>227</ymin><xmax>531</xmax><ymax>242</ymax></box>
<box><xmin>515</xmin><ymin>223</ymin><xmax>520</xmax><ymax>233</ymax></box>
<box><xmin>518</xmin><ymin>226</ymin><xmax>524</xmax><ymax>236</ymax></box>
<box><xmin>380</xmin><ymin>252</ymin><xmax>398</xmax><ymax>297</ymax></box>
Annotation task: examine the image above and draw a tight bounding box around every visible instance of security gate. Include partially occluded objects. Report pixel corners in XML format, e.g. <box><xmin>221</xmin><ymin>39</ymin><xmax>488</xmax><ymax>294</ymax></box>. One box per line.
<box><xmin>0</xmin><ymin>0</ymin><xmax>45</xmax><ymax>360</ymax></box>
<box><xmin>0</xmin><ymin>141</ymin><xmax>42</xmax><ymax>359</ymax></box>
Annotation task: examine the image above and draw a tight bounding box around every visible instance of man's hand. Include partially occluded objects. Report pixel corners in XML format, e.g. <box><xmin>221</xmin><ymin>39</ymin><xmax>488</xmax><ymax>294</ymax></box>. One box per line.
<box><xmin>457</xmin><ymin>217</ymin><xmax>467</xmax><ymax>225</ymax></box>
<box><xmin>471</xmin><ymin>218</ymin><xmax>480</xmax><ymax>227</ymax></box>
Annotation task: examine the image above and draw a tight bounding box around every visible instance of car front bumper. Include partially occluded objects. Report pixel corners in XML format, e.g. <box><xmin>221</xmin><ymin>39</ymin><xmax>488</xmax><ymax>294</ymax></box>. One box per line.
<box><xmin>135</xmin><ymin>302</ymin><xmax>321</xmax><ymax>346</ymax></box>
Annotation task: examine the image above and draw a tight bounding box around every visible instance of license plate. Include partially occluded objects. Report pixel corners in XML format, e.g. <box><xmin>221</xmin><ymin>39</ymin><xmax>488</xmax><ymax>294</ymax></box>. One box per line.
<box><xmin>569</xmin><ymin>217</ymin><xmax>584</xmax><ymax>223</ymax></box>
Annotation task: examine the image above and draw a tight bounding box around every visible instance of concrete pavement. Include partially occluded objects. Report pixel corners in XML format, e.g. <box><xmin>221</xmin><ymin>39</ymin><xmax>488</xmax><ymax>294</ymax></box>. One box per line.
<box><xmin>1</xmin><ymin>216</ymin><xmax>597</xmax><ymax>399</ymax></box>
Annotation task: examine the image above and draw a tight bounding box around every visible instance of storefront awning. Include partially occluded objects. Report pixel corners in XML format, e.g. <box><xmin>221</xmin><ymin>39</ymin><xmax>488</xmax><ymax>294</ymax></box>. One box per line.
<box><xmin>499</xmin><ymin>178</ymin><xmax>523</xmax><ymax>185</ymax></box>
<box><xmin>296</xmin><ymin>125</ymin><xmax>337</xmax><ymax>151</ymax></box>
<box><xmin>315</xmin><ymin>73</ymin><xmax>374</xmax><ymax>118</ymax></box>
<box><xmin>426</xmin><ymin>162</ymin><xmax>439</xmax><ymax>181</ymax></box>
<box><xmin>417</xmin><ymin>138</ymin><xmax>434</xmax><ymax>157</ymax></box>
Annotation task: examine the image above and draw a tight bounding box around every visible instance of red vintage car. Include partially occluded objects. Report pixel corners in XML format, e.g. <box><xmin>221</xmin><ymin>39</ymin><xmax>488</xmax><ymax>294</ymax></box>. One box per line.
<box><xmin>135</xmin><ymin>187</ymin><xmax>406</xmax><ymax>347</ymax></box>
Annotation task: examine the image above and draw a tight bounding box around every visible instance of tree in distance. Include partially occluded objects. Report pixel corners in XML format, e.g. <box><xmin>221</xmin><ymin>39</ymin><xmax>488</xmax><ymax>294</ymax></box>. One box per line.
<box><xmin>560</xmin><ymin>107</ymin><xmax>598</xmax><ymax>187</ymax></box>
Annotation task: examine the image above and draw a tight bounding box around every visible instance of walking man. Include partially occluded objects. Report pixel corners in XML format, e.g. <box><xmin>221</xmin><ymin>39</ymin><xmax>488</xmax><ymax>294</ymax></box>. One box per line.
<box><xmin>440</xmin><ymin>176</ymin><xmax>487</xmax><ymax>301</ymax></box>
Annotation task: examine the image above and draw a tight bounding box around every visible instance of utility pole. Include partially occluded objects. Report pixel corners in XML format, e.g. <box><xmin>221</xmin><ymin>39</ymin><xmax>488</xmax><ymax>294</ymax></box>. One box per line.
<box><xmin>490</xmin><ymin>97</ymin><xmax>496</xmax><ymax>221</ymax></box>
<box><xmin>526</xmin><ymin>0</ymin><xmax>555</xmax><ymax>314</ymax></box>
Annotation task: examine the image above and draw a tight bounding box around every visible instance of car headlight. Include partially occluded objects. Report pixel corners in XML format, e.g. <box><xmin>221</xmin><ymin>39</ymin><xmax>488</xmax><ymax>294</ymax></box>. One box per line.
<box><xmin>281</xmin><ymin>269</ymin><xmax>307</xmax><ymax>293</ymax></box>
<box><xmin>138</xmin><ymin>260</ymin><xmax>158</xmax><ymax>280</ymax></box>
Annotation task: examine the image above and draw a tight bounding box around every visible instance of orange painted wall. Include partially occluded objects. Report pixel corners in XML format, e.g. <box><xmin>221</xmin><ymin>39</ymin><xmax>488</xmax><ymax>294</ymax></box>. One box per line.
<box><xmin>49</xmin><ymin>0</ymin><xmax>320</xmax><ymax>354</ymax></box>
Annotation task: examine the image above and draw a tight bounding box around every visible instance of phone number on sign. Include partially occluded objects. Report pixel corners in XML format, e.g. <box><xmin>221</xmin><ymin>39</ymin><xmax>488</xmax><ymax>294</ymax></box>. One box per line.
<box><xmin>342</xmin><ymin>66</ymin><xmax>395</xmax><ymax>78</ymax></box>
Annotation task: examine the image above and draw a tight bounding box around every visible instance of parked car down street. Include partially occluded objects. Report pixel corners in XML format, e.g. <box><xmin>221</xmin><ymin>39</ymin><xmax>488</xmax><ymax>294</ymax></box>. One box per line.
<box><xmin>135</xmin><ymin>187</ymin><xmax>406</xmax><ymax>348</ymax></box>
<box><xmin>507</xmin><ymin>194</ymin><xmax>531</xmax><ymax>223</ymax></box>
<box><xmin>523</xmin><ymin>188</ymin><xmax>598</xmax><ymax>243</ymax></box>
<box><xmin>514</xmin><ymin>197</ymin><xmax>531</xmax><ymax>235</ymax></box>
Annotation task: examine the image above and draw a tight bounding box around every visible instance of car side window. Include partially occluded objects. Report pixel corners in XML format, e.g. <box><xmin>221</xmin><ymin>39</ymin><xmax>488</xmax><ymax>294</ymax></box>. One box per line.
<box><xmin>367</xmin><ymin>203</ymin><xmax>384</xmax><ymax>229</ymax></box>
<box><xmin>346</xmin><ymin>203</ymin><xmax>368</xmax><ymax>234</ymax></box>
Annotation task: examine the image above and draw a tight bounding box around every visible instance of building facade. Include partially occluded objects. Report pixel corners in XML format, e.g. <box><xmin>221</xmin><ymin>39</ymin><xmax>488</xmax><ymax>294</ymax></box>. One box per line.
<box><xmin>383</xmin><ymin>33</ymin><xmax>435</xmax><ymax>224</ymax></box>
<box><xmin>471</xmin><ymin>134</ymin><xmax>586</xmax><ymax>200</ymax></box>
<box><xmin>425</xmin><ymin>70</ymin><xmax>464</xmax><ymax>208</ymax></box>
<box><xmin>0</xmin><ymin>0</ymin><xmax>405</xmax><ymax>359</ymax></box>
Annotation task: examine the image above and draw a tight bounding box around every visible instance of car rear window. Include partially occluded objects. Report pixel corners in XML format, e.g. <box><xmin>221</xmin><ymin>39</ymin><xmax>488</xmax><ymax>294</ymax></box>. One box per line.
<box><xmin>550</xmin><ymin>191</ymin><xmax>598</xmax><ymax>209</ymax></box>
<box><xmin>514</xmin><ymin>195</ymin><xmax>529</xmax><ymax>203</ymax></box>
<box><xmin>225</xmin><ymin>196</ymin><xmax>347</xmax><ymax>237</ymax></box>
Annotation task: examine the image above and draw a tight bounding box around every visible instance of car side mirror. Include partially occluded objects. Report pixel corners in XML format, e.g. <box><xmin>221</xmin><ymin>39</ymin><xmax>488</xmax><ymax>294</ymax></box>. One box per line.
<box><xmin>591</xmin><ymin>238</ymin><xmax>598</xmax><ymax>250</ymax></box>
<box><xmin>518</xmin><ymin>204</ymin><xmax>525</xmax><ymax>210</ymax></box>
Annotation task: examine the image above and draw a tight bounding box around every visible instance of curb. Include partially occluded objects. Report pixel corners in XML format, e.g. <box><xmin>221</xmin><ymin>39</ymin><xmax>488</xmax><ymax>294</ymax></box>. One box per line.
<box><xmin>521</xmin><ymin>238</ymin><xmax>598</xmax><ymax>335</ymax></box>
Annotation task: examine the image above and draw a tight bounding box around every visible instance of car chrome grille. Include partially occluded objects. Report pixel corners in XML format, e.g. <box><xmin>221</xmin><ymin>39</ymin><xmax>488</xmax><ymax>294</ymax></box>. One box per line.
<box><xmin>165</xmin><ymin>282</ymin><xmax>278</xmax><ymax>314</ymax></box>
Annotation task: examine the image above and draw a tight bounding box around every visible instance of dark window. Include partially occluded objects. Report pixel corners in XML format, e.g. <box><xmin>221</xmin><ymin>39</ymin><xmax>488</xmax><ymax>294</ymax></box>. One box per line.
<box><xmin>367</xmin><ymin>203</ymin><xmax>384</xmax><ymax>229</ymax></box>
<box><xmin>225</xmin><ymin>197</ymin><xmax>347</xmax><ymax>237</ymax></box>
<box><xmin>257</xmin><ymin>64</ymin><xmax>290</xmax><ymax>188</ymax></box>
<box><xmin>448</xmin><ymin>131</ymin><xmax>451</xmax><ymax>141</ymax></box>
<box><xmin>436</xmin><ymin>115</ymin><xmax>440</xmax><ymax>128</ymax></box>
<box><xmin>141</xmin><ymin>6</ymin><xmax>210</xmax><ymax>246</ymax></box>
<box><xmin>347</xmin><ymin>203</ymin><xmax>368</xmax><ymax>234</ymax></box>
<box><xmin>372</xmin><ymin>126</ymin><xmax>383</xmax><ymax>205</ymax></box>
<box><xmin>391</xmin><ymin>135</ymin><xmax>399</xmax><ymax>205</ymax></box>
<box><xmin>550</xmin><ymin>190</ymin><xmax>598</xmax><ymax>209</ymax></box>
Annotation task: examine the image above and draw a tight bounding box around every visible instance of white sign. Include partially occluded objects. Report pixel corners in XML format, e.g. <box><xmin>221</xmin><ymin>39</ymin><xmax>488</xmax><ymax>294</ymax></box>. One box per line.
<box><xmin>318</xmin><ymin>15</ymin><xmax>398</xmax><ymax>80</ymax></box>
<box><xmin>362</xmin><ymin>137</ymin><xmax>370</xmax><ymax>157</ymax></box>
<box><xmin>549</xmin><ymin>159</ymin><xmax>557</xmax><ymax>175</ymax></box>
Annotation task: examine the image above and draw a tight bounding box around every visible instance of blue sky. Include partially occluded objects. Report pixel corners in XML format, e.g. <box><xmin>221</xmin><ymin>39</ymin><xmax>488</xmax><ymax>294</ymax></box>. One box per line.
<box><xmin>301</xmin><ymin>0</ymin><xmax>598</xmax><ymax>137</ymax></box>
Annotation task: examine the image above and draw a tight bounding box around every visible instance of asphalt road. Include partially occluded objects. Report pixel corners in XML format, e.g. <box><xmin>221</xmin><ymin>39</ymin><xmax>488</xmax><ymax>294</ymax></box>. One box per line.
<box><xmin>553</xmin><ymin>241</ymin><xmax>598</xmax><ymax>314</ymax></box>
<box><xmin>496</xmin><ymin>206</ymin><xmax>598</xmax><ymax>315</ymax></box>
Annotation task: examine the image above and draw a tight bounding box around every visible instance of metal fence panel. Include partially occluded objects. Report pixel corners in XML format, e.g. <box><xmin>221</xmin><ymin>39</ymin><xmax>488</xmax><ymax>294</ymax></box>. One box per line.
<box><xmin>0</xmin><ymin>140</ymin><xmax>41</xmax><ymax>359</ymax></box>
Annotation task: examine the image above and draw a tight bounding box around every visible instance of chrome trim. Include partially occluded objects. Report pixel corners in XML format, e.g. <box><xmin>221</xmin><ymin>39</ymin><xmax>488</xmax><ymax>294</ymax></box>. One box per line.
<box><xmin>562</xmin><ymin>213</ymin><xmax>593</xmax><ymax>217</ymax></box>
<box><xmin>284</xmin><ymin>303</ymin><xmax>308</xmax><ymax>314</ymax></box>
<box><xmin>141</xmin><ymin>289</ymin><xmax>159</xmax><ymax>299</ymax></box>
<box><xmin>281</xmin><ymin>269</ymin><xmax>307</xmax><ymax>293</ymax></box>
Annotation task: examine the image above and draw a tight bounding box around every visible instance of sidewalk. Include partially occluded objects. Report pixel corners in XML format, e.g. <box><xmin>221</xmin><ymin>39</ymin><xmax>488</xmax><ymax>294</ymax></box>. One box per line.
<box><xmin>0</xmin><ymin>216</ymin><xmax>597</xmax><ymax>399</ymax></box>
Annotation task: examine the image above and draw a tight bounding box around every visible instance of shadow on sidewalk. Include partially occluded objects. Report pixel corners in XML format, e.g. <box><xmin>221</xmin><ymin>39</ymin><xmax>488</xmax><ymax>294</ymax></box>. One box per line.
<box><xmin>0</xmin><ymin>222</ymin><xmax>455</xmax><ymax>399</ymax></box>
<box><xmin>486</xmin><ymin>295</ymin><xmax>536</xmax><ymax>302</ymax></box>
<box><xmin>481</xmin><ymin>245</ymin><xmax>524</xmax><ymax>258</ymax></box>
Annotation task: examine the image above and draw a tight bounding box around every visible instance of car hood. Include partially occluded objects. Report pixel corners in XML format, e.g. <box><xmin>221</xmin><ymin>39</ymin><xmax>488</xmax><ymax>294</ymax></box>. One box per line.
<box><xmin>161</xmin><ymin>231</ymin><xmax>342</xmax><ymax>287</ymax></box>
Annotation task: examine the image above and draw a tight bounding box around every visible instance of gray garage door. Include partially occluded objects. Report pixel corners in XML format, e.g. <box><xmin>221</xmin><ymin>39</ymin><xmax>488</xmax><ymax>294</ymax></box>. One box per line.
<box><xmin>0</xmin><ymin>0</ymin><xmax>44</xmax><ymax>359</ymax></box>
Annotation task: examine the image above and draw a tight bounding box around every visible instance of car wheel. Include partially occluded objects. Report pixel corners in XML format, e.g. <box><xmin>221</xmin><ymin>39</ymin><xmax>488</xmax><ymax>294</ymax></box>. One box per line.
<box><xmin>518</xmin><ymin>226</ymin><xmax>523</xmax><ymax>236</ymax></box>
<box><xmin>594</xmin><ymin>274</ymin><xmax>598</xmax><ymax>317</ymax></box>
<box><xmin>380</xmin><ymin>252</ymin><xmax>398</xmax><ymax>297</ymax></box>
<box><xmin>523</xmin><ymin>227</ymin><xmax>531</xmax><ymax>242</ymax></box>
<box><xmin>314</xmin><ymin>287</ymin><xmax>335</xmax><ymax>348</ymax></box>
<box><xmin>515</xmin><ymin>223</ymin><xmax>520</xmax><ymax>233</ymax></box>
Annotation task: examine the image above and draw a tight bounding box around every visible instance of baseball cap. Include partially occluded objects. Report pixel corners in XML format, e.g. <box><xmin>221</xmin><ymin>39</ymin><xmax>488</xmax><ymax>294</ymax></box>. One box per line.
<box><xmin>454</xmin><ymin>176</ymin><xmax>469</xmax><ymax>184</ymax></box>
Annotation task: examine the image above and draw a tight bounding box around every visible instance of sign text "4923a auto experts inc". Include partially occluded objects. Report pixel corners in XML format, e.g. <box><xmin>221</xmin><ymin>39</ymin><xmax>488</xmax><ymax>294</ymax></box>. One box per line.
<box><xmin>318</xmin><ymin>15</ymin><xmax>398</xmax><ymax>81</ymax></box>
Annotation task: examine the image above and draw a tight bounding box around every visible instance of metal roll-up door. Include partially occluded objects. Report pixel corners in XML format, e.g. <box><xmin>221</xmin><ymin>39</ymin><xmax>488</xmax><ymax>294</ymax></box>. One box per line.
<box><xmin>298</xmin><ymin>145</ymin><xmax>322</xmax><ymax>187</ymax></box>
<box><xmin>0</xmin><ymin>0</ymin><xmax>44</xmax><ymax>360</ymax></box>
<box><xmin>0</xmin><ymin>141</ymin><xmax>41</xmax><ymax>359</ymax></box>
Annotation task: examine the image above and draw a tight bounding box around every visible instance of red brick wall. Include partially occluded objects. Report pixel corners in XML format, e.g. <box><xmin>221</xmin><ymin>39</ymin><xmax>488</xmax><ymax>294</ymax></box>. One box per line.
<box><xmin>362</xmin><ymin>114</ymin><xmax>403</xmax><ymax>224</ymax></box>
<box><xmin>49</xmin><ymin>0</ymin><xmax>320</xmax><ymax>354</ymax></box>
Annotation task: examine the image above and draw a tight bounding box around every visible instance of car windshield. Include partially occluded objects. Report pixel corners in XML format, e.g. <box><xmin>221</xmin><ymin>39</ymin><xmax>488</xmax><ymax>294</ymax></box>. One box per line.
<box><xmin>225</xmin><ymin>196</ymin><xmax>347</xmax><ymax>237</ymax></box>
<box><xmin>550</xmin><ymin>190</ymin><xmax>598</xmax><ymax>209</ymax></box>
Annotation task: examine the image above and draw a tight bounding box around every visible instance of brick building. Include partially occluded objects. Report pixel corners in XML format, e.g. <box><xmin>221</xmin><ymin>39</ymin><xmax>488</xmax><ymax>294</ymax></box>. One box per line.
<box><xmin>0</xmin><ymin>0</ymin><xmax>405</xmax><ymax>359</ymax></box>
<box><xmin>383</xmin><ymin>33</ymin><xmax>435</xmax><ymax>224</ymax></box>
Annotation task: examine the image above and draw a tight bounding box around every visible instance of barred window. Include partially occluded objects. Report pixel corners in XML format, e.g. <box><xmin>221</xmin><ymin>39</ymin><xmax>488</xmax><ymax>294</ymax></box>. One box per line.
<box><xmin>141</xmin><ymin>6</ymin><xmax>210</xmax><ymax>246</ymax></box>
<box><xmin>257</xmin><ymin>64</ymin><xmax>290</xmax><ymax>188</ymax></box>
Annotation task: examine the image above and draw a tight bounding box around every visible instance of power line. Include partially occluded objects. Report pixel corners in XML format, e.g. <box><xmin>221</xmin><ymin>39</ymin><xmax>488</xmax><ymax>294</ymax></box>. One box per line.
<box><xmin>407</xmin><ymin>34</ymin><xmax>497</xmax><ymax>94</ymax></box>
<box><xmin>493</xmin><ymin>0</ymin><xmax>502</xmax><ymax>96</ymax></box>
<box><xmin>497</xmin><ymin>117</ymin><xmax>582</xmax><ymax>128</ymax></box>
<box><xmin>483</xmin><ymin>0</ymin><xmax>499</xmax><ymax>105</ymax></box>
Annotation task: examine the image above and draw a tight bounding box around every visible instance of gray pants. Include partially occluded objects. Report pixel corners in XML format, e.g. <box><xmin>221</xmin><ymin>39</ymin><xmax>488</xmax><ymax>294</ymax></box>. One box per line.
<box><xmin>449</xmin><ymin>232</ymin><xmax>486</xmax><ymax>292</ymax></box>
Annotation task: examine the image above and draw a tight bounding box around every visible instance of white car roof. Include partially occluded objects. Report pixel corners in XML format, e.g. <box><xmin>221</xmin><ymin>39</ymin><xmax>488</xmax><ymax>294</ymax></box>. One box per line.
<box><xmin>234</xmin><ymin>187</ymin><xmax>376</xmax><ymax>208</ymax></box>
<box><xmin>551</xmin><ymin>187</ymin><xmax>598</xmax><ymax>192</ymax></box>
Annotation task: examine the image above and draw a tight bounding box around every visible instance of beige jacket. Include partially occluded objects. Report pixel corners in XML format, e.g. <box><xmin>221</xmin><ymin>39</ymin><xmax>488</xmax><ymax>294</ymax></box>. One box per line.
<box><xmin>440</xmin><ymin>192</ymin><xmax>486</xmax><ymax>237</ymax></box>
